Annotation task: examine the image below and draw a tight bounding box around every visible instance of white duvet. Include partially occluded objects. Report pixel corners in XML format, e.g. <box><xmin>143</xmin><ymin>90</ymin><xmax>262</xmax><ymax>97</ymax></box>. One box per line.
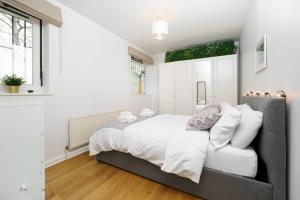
<box><xmin>89</xmin><ymin>114</ymin><xmax>209</xmax><ymax>183</ymax></box>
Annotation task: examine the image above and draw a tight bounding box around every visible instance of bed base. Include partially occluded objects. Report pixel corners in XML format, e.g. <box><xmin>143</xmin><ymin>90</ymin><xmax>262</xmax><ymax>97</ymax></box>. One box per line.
<box><xmin>96</xmin><ymin>151</ymin><xmax>272</xmax><ymax>200</ymax></box>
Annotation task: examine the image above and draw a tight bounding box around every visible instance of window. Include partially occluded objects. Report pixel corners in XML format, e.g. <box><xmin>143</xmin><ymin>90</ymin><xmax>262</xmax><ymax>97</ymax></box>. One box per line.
<box><xmin>130</xmin><ymin>56</ymin><xmax>145</xmax><ymax>95</ymax></box>
<box><xmin>0</xmin><ymin>5</ymin><xmax>41</xmax><ymax>89</ymax></box>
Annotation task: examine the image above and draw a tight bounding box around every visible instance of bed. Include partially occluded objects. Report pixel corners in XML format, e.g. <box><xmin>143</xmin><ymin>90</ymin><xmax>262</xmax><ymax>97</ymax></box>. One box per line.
<box><xmin>91</xmin><ymin>96</ymin><xmax>286</xmax><ymax>200</ymax></box>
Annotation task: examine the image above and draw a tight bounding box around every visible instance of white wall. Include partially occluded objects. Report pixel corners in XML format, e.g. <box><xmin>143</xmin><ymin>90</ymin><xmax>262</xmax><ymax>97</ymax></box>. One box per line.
<box><xmin>0</xmin><ymin>1</ymin><xmax>155</xmax><ymax>164</ymax></box>
<box><xmin>240</xmin><ymin>0</ymin><xmax>300</xmax><ymax>199</ymax></box>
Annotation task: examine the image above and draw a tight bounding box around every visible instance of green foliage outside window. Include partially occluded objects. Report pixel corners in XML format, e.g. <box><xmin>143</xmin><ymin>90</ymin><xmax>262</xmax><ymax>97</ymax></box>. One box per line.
<box><xmin>165</xmin><ymin>40</ymin><xmax>237</xmax><ymax>63</ymax></box>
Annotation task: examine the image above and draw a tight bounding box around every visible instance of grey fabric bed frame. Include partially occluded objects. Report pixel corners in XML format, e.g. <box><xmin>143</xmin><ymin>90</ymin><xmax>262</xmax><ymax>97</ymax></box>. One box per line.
<box><xmin>96</xmin><ymin>96</ymin><xmax>286</xmax><ymax>200</ymax></box>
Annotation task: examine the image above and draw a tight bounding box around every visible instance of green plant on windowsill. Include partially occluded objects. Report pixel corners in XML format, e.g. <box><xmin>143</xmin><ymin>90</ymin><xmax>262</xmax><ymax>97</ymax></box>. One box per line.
<box><xmin>1</xmin><ymin>74</ymin><xmax>26</xmax><ymax>93</ymax></box>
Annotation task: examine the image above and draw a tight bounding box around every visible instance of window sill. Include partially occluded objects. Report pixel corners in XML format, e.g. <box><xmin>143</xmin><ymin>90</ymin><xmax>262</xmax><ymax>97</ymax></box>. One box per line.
<box><xmin>0</xmin><ymin>92</ymin><xmax>53</xmax><ymax>96</ymax></box>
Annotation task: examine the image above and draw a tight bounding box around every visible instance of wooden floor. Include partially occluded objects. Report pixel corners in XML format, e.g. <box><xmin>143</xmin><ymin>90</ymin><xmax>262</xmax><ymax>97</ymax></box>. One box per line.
<box><xmin>46</xmin><ymin>152</ymin><xmax>202</xmax><ymax>200</ymax></box>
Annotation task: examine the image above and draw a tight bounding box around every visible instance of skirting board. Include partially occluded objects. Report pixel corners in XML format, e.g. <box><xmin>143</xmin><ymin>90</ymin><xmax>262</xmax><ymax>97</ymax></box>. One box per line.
<box><xmin>45</xmin><ymin>145</ymin><xmax>89</xmax><ymax>168</ymax></box>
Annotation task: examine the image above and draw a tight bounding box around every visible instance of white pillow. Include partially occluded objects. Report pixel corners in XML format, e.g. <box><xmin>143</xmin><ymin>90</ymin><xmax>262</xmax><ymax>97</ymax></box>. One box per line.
<box><xmin>210</xmin><ymin>103</ymin><xmax>241</xmax><ymax>149</ymax></box>
<box><xmin>235</xmin><ymin>104</ymin><xmax>251</xmax><ymax>111</ymax></box>
<box><xmin>231</xmin><ymin>104</ymin><xmax>263</xmax><ymax>149</ymax></box>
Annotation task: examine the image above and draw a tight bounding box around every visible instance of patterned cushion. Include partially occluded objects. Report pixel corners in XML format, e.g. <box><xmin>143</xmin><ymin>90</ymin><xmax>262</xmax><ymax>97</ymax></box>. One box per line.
<box><xmin>187</xmin><ymin>105</ymin><xmax>221</xmax><ymax>131</ymax></box>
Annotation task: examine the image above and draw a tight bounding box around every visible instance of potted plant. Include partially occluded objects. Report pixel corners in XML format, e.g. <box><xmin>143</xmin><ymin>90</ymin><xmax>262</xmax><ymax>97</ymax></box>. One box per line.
<box><xmin>1</xmin><ymin>74</ymin><xmax>25</xmax><ymax>93</ymax></box>
<box><xmin>135</xmin><ymin>70</ymin><xmax>145</xmax><ymax>95</ymax></box>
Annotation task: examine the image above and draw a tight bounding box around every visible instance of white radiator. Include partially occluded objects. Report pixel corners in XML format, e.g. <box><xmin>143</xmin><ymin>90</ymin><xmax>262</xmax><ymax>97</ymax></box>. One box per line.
<box><xmin>68</xmin><ymin>110</ymin><xmax>122</xmax><ymax>150</ymax></box>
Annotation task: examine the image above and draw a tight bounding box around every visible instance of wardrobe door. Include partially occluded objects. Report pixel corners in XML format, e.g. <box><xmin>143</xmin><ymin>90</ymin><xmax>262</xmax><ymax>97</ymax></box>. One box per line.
<box><xmin>159</xmin><ymin>63</ymin><xmax>175</xmax><ymax>114</ymax></box>
<box><xmin>0</xmin><ymin>103</ymin><xmax>44</xmax><ymax>199</ymax></box>
<box><xmin>192</xmin><ymin>58</ymin><xmax>214</xmax><ymax>106</ymax></box>
<box><xmin>213</xmin><ymin>55</ymin><xmax>238</xmax><ymax>105</ymax></box>
<box><xmin>174</xmin><ymin>61</ymin><xmax>194</xmax><ymax>115</ymax></box>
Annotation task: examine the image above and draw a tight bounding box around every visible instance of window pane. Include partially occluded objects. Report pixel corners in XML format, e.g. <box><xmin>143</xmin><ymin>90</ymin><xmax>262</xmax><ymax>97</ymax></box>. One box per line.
<box><xmin>14</xmin><ymin>18</ymin><xmax>25</xmax><ymax>46</ymax></box>
<box><xmin>25</xmin><ymin>22</ymin><xmax>33</xmax><ymax>84</ymax></box>
<box><xmin>25</xmin><ymin>47</ymin><xmax>32</xmax><ymax>84</ymax></box>
<box><xmin>0</xmin><ymin>10</ymin><xmax>34</xmax><ymax>85</ymax></box>
<box><xmin>25</xmin><ymin>22</ymin><xmax>32</xmax><ymax>48</ymax></box>
<box><xmin>0</xmin><ymin>12</ymin><xmax>12</xmax><ymax>47</ymax></box>
<box><xmin>131</xmin><ymin>57</ymin><xmax>145</xmax><ymax>95</ymax></box>
<box><xmin>0</xmin><ymin>47</ymin><xmax>13</xmax><ymax>76</ymax></box>
<box><xmin>13</xmin><ymin>45</ymin><xmax>26</xmax><ymax>82</ymax></box>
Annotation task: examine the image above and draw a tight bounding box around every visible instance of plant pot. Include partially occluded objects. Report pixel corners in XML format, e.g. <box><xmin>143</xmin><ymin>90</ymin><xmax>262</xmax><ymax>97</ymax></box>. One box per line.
<box><xmin>138</xmin><ymin>80</ymin><xmax>142</xmax><ymax>95</ymax></box>
<box><xmin>6</xmin><ymin>86</ymin><xmax>19</xmax><ymax>93</ymax></box>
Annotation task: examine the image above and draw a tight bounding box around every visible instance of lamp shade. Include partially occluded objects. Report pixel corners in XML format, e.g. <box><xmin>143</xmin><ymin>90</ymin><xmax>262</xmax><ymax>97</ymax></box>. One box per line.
<box><xmin>152</xmin><ymin>20</ymin><xmax>168</xmax><ymax>40</ymax></box>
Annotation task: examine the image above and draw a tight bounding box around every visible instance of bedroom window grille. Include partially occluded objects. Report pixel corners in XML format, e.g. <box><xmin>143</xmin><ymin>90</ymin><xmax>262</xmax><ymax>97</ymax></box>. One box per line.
<box><xmin>130</xmin><ymin>56</ymin><xmax>145</xmax><ymax>95</ymax></box>
<box><xmin>0</xmin><ymin>5</ymin><xmax>42</xmax><ymax>89</ymax></box>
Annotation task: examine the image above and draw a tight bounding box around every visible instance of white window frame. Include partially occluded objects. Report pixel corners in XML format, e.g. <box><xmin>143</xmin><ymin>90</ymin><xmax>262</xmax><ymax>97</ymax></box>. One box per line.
<box><xmin>0</xmin><ymin>5</ymin><xmax>41</xmax><ymax>91</ymax></box>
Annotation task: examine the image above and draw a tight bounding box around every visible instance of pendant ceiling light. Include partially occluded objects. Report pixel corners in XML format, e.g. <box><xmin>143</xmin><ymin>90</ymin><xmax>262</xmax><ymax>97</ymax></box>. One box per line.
<box><xmin>152</xmin><ymin>14</ymin><xmax>168</xmax><ymax>40</ymax></box>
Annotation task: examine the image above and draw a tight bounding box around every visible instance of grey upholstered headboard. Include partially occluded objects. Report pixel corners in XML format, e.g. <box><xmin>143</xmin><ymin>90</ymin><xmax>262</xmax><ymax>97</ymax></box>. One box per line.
<box><xmin>240</xmin><ymin>96</ymin><xmax>286</xmax><ymax>200</ymax></box>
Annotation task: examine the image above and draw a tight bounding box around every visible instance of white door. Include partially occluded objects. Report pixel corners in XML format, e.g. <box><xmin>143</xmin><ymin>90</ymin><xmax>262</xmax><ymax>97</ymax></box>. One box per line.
<box><xmin>192</xmin><ymin>58</ymin><xmax>214</xmax><ymax>106</ymax></box>
<box><xmin>174</xmin><ymin>61</ymin><xmax>194</xmax><ymax>115</ymax></box>
<box><xmin>213</xmin><ymin>55</ymin><xmax>238</xmax><ymax>105</ymax></box>
<box><xmin>159</xmin><ymin>63</ymin><xmax>175</xmax><ymax>114</ymax></box>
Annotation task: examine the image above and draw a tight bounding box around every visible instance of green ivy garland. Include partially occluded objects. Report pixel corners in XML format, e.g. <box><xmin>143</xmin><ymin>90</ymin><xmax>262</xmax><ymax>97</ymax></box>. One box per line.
<box><xmin>165</xmin><ymin>40</ymin><xmax>237</xmax><ymax>63</ymax></box>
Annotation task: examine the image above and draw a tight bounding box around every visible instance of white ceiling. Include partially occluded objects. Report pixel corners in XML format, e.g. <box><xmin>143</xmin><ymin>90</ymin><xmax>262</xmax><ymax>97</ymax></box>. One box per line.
<box><xmin>58</xmin><ymin>0</ymin><xmax>253</xmax><ymax>55</ymax></box>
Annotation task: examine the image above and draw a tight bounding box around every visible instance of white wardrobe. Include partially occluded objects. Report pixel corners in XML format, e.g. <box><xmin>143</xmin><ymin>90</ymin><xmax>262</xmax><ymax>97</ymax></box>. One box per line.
<box><xmin>159</xmin><ymin>54</ymin><xmax>238</xmax><ymax>115</ymax></box>
<box><xmin>0</xmin><ymin>102</ymin><xmax>45</xmax><ymax>200</ymax></box>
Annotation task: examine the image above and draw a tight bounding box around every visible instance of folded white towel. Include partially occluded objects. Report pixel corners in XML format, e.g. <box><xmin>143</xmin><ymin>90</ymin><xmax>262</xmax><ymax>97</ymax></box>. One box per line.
<box><xmin>140</xmin><ymin>110</ymin><xmax>154</xmax><ymax>117</ymax></box>
<box><xmin>117</xmin><ymin>116</ymin><xmax>137</xmax><ymax>123</ymax></box>
<box><xmin>117</xmin><ymin>111</ymin><xmax>137</xmax><ymax>123</ymax></box>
